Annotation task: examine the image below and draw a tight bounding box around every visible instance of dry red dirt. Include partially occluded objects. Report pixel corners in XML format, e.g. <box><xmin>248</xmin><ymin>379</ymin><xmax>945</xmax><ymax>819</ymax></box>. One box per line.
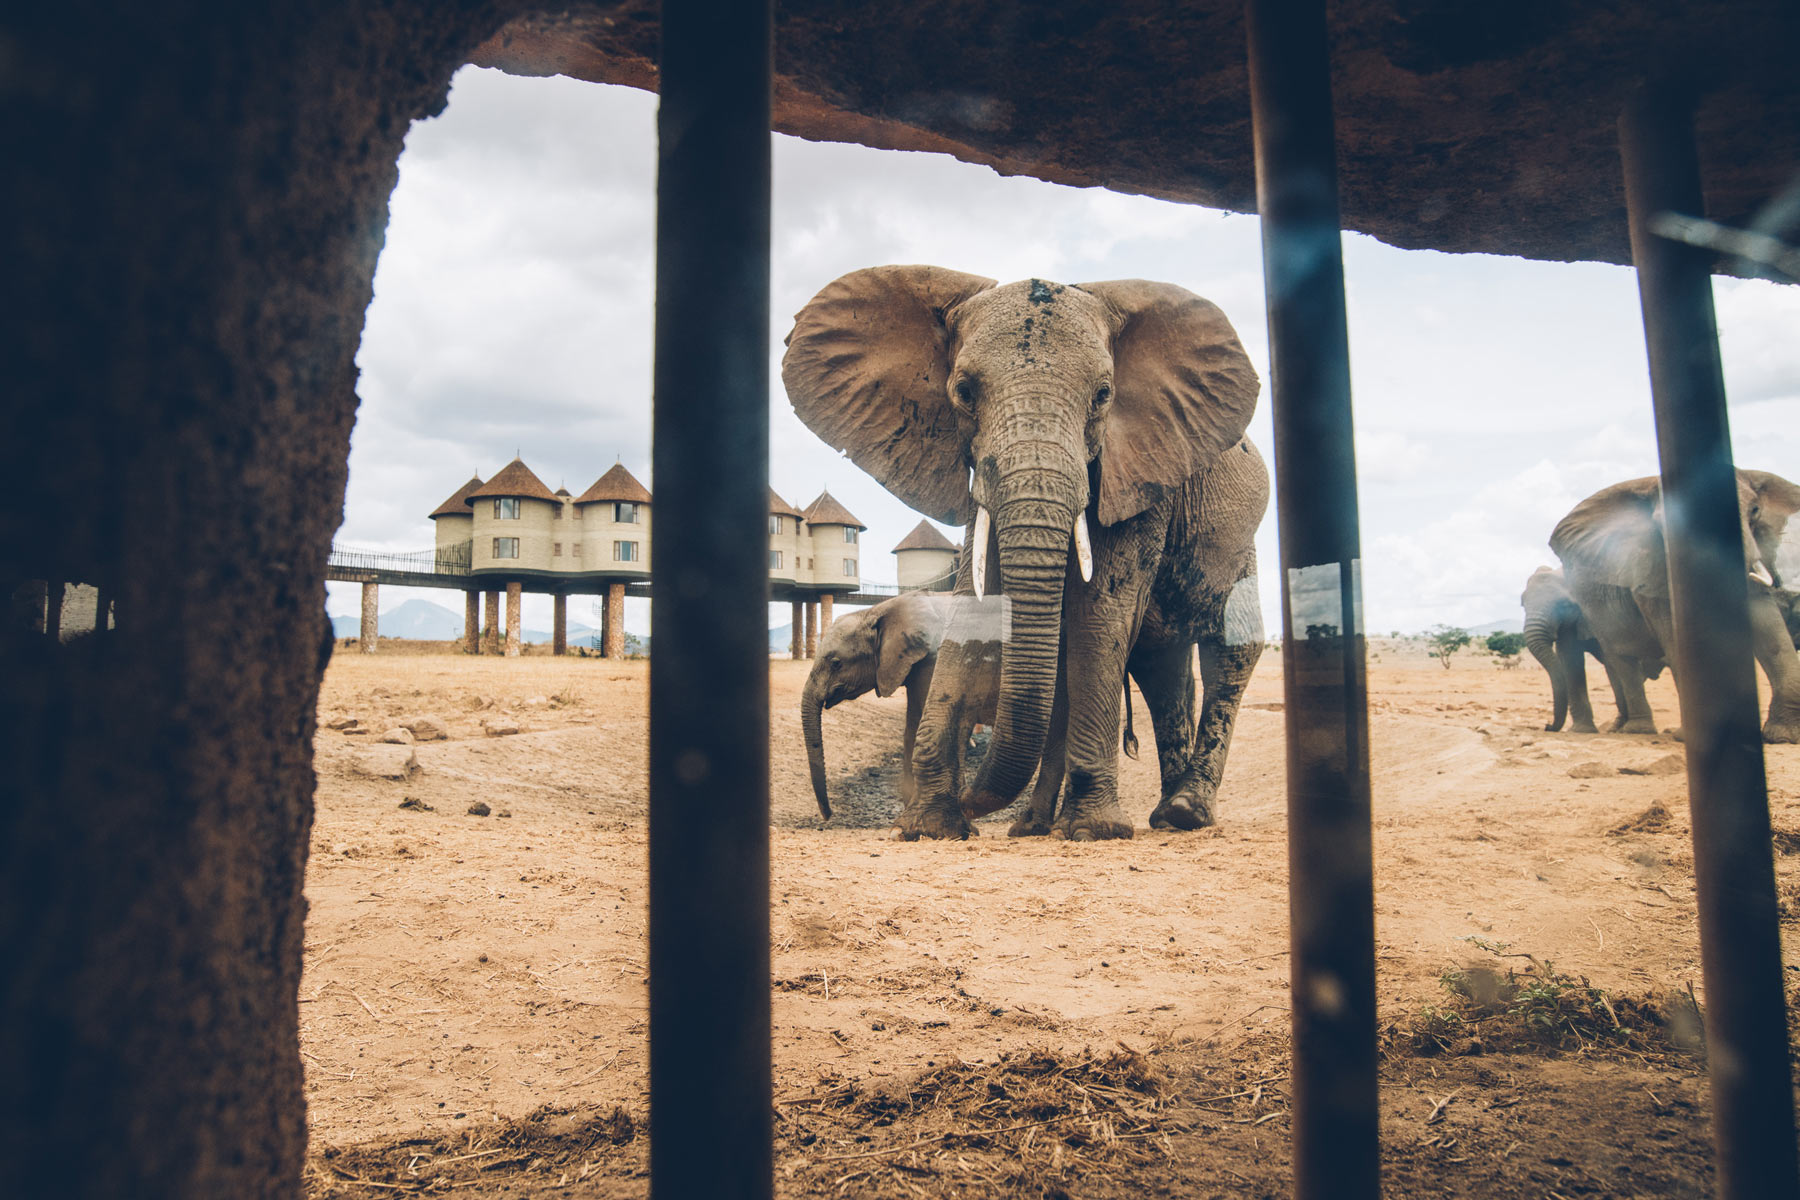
<box><xmin>300</xmin><ymin>640</ymin><xmax>1800</xmax><ymax>1197</ymax></box>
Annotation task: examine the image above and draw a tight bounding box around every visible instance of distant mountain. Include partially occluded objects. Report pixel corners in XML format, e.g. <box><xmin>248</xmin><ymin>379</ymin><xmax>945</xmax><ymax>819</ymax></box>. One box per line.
<box><xmin>769</xmin><ymin>624</ymin><xmax>793</xmax><ymax>652</ymax></box>
<box><xmin>332</xmin><ymin>598</ymin><xmax>605</xmax><ymax>644</ymax></box>
<box><xmin>1466</xmin><ymin>617</ymin><xmax>1524</xmax><ymax>636</ymax></box>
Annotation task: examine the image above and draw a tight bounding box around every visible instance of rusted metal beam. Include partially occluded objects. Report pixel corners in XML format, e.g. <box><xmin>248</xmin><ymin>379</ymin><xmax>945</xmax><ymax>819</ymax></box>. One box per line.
<box><xmin>648</xmin><ymin>2</ymin><xmax>773</xmax><ymax>1198</ymax></box>
<box><xmin>1620</xmin><ymin>84</ymin><xmax>1799</xmax><ymax>1200</ymax></box>
<box><xmin>1245</xmin><ymin>2</ymin><xmax>1379</xmax><ymax>1197</ymax></box>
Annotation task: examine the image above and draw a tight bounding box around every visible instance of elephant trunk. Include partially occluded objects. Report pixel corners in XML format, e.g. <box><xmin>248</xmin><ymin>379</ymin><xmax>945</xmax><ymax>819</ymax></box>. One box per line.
<box><xmin>801</xmin><ymin>672</ymin><xmax>831</xmax><ymax>819</ymax></box>
<box><xmin>1524</xmin><ymin>612</ymin><xmax>1566</xmax><ymax>731</ymax></box>
<box><xmin>964</xmin><ymin>494</ymin><xmax>1072</xmax><ymax>814</ymax></box>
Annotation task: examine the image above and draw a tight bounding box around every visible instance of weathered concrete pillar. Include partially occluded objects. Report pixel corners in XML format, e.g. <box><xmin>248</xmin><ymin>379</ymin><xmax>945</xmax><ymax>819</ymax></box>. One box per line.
<box><xmin>358</xmin><ymin>581</ymin><xmax>377</xmax><ymax>653</ymax></box>
<box><xmin>505</xmin><ymin>582</ymin><xmax>522</xmax><ymax>657</ymax></box>
<box><xmin>603</xmin><ymin>582</ymin><xmax>626</xmax><ymax>658</ymax></box>
<box><xmin>45</xmin><ymin>580</ymin><xmax>64</xmax><ymax>642</ymax></box>
<box><xmin>464</xmin><ymin>590</ymin><xmax>479</xmax><ymax>654</ymax></box>
<box><xmin>790</xmin><ymin>598</ymin><xmax>803</xmax><ymax>660</ymax></box>
<box><xmin>819</xmin><ymin>592</ymin><xmax>834</xmax><ymax>633</ymax></box>
<box><xmin>553</xmin><ymin>594</ymin><xmax>567</xmax><ymax>656</ymax></box>
<box><xmin>483</xmin><ymin>591</ymin><xmax>500</xmax><ymax>654</ymax></box>
<box><xmin>803</xmin><ymin>599</ymin><xmax>817</xmax><ymax>658</ymax></box>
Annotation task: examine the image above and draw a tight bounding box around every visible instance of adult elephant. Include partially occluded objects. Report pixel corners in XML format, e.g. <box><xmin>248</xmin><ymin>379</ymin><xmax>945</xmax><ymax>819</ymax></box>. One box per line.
<box><xmin>1520</xmin><ymin>565</ymin><xmax>1639</xmax><ymax>733</ymax></box>
<box><xmin>783</xmin><ymin>267</ymin><xmax>1267</xmax><ymax>840</ymax></box>
<box><xmin>1549</xmin><ymin>470</ymin><xmax>1800</xmax><ymax>742</ymax></box>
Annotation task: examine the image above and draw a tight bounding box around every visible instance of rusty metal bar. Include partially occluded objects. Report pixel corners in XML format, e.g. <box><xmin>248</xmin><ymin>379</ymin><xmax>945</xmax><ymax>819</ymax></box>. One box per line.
<box><xmin>1620</xmin><ymin>85</ymin><xmax>1799</xmax><ymax>1200</ymax></box>
<box><xmin>648</xmin><ymin>1</ymin><xmax>773</xmax><ymax>1198</ymax></box>
<box><xmin>1245</xmin><ymin>2</ymin><xmax>1379</xmax><ymax>1196</ymax></box>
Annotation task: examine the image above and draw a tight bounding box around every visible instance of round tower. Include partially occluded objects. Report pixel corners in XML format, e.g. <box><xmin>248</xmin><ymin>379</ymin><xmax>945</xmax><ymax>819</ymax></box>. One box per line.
<box><xmin>892</xmin><ymin>520</ymin><xmax>959</xmax><ymax>591</ymax></box>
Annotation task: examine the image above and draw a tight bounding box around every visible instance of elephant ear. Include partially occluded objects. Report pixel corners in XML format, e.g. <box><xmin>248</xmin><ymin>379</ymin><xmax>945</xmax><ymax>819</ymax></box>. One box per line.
<box><xmin>1077</xmin><ymin>280</ymin><xmax>1262</xmax><ymax>527</ymax></box>
<box><xmin>1550</xmin><ymin>476</ymin><xmax>1666</xmax><ymax>595</ymax></box>
<box><xmin>783</xmin><ymin>266</ymin><xmax>997</xmax><ymax>525</ymax></box>
<box><xmin>1741</xmin><ymin>469</ymin><xmax>1800</xmax><ymax>580</ymax></box>
<box><xmin>874</xmin><ymin>600</ymin><xmax>938</xmax><ymax>698</ymax></box>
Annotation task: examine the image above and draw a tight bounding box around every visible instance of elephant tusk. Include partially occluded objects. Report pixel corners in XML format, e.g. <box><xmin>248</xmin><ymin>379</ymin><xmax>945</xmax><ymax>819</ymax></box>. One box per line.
<box><xmin>972</xmin><ymin>506</ymin><xmax>990</xmax><ymax>601</ymax></box>
<box><xmin>1073</xmin><ymin>511</ymin><xmax>1093</xmax><ymax>582</ymax></box>
<box><xmin>1751</xmin><ymin>560</ymin><xmax>1775</xmax><ymax>587</ymax></box>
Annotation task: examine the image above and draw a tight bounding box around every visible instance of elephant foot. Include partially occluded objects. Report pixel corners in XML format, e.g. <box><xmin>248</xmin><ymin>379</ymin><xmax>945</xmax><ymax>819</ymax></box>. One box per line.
<box><xmin>1615</xmin><ymin>717</ymin><xmax>1658</xmax><ymax>735</ymax></box>
<box><xmin>1763</xmin><ymin>719</ymin><xmax>1800</xmax><ymax>744</ymax></box>
<box><xmin>893</xmin><ymin>797</ymin><xmax>974</xmax><ymax>841</ymax></box>
<box><xmin>1568</xmin><ymin>719</ymin><xmax>1598</xmax><ymax>734</ymax></box>
<box><xmin>1149</xmin><ymin>790</ymin><xmax>1217</xmax><ymax>831</ymax></box>
<box><xmin>1007</xmin><ymin>813</ymin><xmax>1053</xmax><ymax>838</ymax></box>
<box><xmin>1052</xmin><ymin>803</ymin><xmax>1134</xmax><ymax>842</ymax></box>
<box><xmin>960</xmin><ymin>788</ymin><xmax>1013</xmax><ymax>819</ymax></box>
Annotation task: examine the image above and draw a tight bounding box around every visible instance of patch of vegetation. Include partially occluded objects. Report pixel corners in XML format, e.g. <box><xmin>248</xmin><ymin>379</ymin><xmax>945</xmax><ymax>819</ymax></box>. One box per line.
<box><xmin>1426</xmin><ymin>624</ymin><xmax>1471</xmax><ymax>669</ymax></box>
<box><xmin>1404</xmin><ymin>957</ymin><xmax>1704</xmax><ymax>1059</ymax></box>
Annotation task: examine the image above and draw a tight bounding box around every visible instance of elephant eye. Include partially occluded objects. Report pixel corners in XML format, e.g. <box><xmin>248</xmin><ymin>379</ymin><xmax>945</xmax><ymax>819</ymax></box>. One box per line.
<box><xmin>952</xmin><ymin>376</ymin><xmax>977</xmax><ymax>412</ymax></box>
<box><xmin>1093</xmin><ymin>384</ymin><xmax>1113</xmax><ymax>407</ymax></box>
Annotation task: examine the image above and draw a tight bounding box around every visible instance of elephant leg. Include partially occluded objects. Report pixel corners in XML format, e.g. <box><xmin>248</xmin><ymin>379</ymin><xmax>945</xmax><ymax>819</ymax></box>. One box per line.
<box><xmin>1555</xmin><ymin>629</ymin><xmax>1598</xmax><ymax>733</ymax></box>
<box><xmin>899</xmin><ymin>663</ymin><xmax>930</xmax><ymax>808</ymax></box>
<box><xmin>898</xmin><ymin>639</ymin><xmax>985</xmax><ymax>840</ymax></box>
<box><xmin>1152</xmin><ymin>631</ymin><xmax>1261</xmax><ymax>831</ymax></box>
<box><xmin>1010</xmin><ymin>664</ymin><xmax>1067</xmax><ymax>837</ymax></box>
<box><xmin>1129</xmin><ymin>641</ymin><xmax>1197</xmax><ymax>828</ymax></box>
<box><xmin>1604</xmin><ymin>654</ymin><xmax>1657</xmax><ymax>733</ymax></box>
<box><xmin>1051</xmin><ymin>591</ymin><xmax>1140</xmax><ymax>843</ymax></box>
<box><xmin>1749</xmin><ymin>596</ymin><xmax>1800</xmax><ymax>743</ymax></box>
<box><xmin>1596</xmin><ymin>652</ymin><xmax>1633</xmax><ymax>731</ymax></box>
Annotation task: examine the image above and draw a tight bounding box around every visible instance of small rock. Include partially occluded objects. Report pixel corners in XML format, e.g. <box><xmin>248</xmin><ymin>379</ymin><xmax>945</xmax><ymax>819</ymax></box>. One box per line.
<box><xmin>402</xmin><ymin>715</ymin><xmax>448</xmax><ymax>742</ymax></box>
<box><xmin>398</xmin><ymin>797</ymin><xmax>435</xmax><ymax>812</ymax></box>
<box><xmin>468</xmin><ymin>694</ymin><xmax>496</xmax><ymax>711</ymax></box>
<box><xmin>483</xmin><ymin>721</ymin><xmax>522</xmax><ymax>737</ymax></box>
<box><xmin>468</xmin><ymin>801</ymin><xmax>492</xmax><ymax>817</ymax></box>
<box><xmin>496</xmin><ymin>809</ymin><xmax>513</xmax><ymax>819</ymax></box>
<box><xmin>322</xmin><ymin>715</ymin><xmax>360</xmax><ymax>731</ymax></box>
<box><xmin>524</xmin><ymin>695</ymin><xmax>550</xmax><ymax>708</ymax></box>
<box><xmin>379</xmin><ymin>727</ymin><xmax>414</xmax><ymax>745</ymax></box>
<box><xmin>351</xmin><ymin>745</ymin><xmax>418</xmax><ymax>779</ymax></box>
<box><xmin>1619</xmin><ymin>753</ymin><xmax>1685</xmax><ymax>777</ymax></box>
<box><xmin>1567</xmin><ymin>761</ymin><xmax>1613</xmax><ymax>779</ymax></box>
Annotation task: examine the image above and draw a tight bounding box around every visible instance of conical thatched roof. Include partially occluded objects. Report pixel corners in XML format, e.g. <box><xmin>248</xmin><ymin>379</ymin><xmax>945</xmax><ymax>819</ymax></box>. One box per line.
<box><xmin>769</xmin><ymin>488</ymin><xmax>804</xmax><ymax>518</ymax></box>
<box><xmin>469</xmin><ymin>458</ymin><xmax>558</xmax><ymax>502</ymax></box>
<box><xmin>892</xmin><ymin>520</ymin><xmax>956</xmax><ymax>553</ymax></box>
<box><xmin>575</xmin><ymin>462</ymin><xmax>652</xmax><ymax>506</ymax></box>
<box><xmin>429</xmin><ymin>474</ymin><xmax>485</xmax><ymax>519</ymax></box>
<box><xmin>801</xmin><ymin>489</ymin><xmax>866</xmax><ymax>529</ymax></box>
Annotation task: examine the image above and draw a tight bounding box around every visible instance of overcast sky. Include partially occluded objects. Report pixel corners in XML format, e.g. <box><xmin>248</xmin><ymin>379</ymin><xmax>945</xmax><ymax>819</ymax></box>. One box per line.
<box><xmin>328</xmin><ymin>66</ymin><xmax>1800</xmax><ymax>638</ymax></box>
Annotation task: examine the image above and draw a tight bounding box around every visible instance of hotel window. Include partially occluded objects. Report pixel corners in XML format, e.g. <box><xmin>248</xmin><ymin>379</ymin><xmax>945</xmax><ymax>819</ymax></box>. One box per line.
<box><xmin>769</xmin><ymin>550</ymin><xmax>783</xmax><ymax>570</ymax></box>
<box><xmin>494</xmin><ymin>498</ymin><xmax>520</xmax><ymax>520</ymax></box>
<box><xmin>573</xmin><ymin>542</ymin><xmax>582</xmax><ymax>557</ymax></box>
<box><xmin>553</xmin><ymin>543</ymin><xmax>562</xmax><ymax>557</ymax></box>
<box><xmin>615</xmin><ymin>502</ymin><xmax>638</xmax><ymax>524</ymax></box>
<box><xmin>844</xmin><ymin>558</ymin><xmax>857</xmax><ymax>576</ymax></box>
<box><xmin>769</xmin><ymin>514</ymin><xmax>783</xmax><ymax>534</ymax></box>
<box><xmin>615</xmin><ymin>541</ymin><xmax>640</xmax><ymax>563</ymax></box>
<box><xmin>845</xmin><ymin>528</ymin><xmax>859</xmax><ymax>544</ymax></box>
<box><xmin>493</xmin><ymin>537</ymin><xmax>520</xmax><ymax>559</ymax></box>
<box><xmin>552</xmin><ymin>505</ymin><xmax>563</xmax><ymax>520</ymax></box>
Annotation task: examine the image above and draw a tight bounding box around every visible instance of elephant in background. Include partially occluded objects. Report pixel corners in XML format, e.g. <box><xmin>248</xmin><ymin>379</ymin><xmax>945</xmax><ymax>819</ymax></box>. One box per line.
<box><xmin>1520</xmin><ymin>565</ymin><xmax>1641</xmax><ymax>733</ymax></box>
<box><xmin>784</xmin><ymin>267</ymin><xmax>1267</xmax><ymax>840</ymax></box>
<box><xmin>1549</xmin><ymin>469</ymin><xmax>1800</xmax><ymax>742</ymax></box>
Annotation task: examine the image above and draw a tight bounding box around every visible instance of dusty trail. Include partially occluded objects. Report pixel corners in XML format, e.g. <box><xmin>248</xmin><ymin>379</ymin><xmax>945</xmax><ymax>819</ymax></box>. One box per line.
<box><xmin>300</xmin><ymin>642</ymin><xmax>1800</xmax><ymax>1195</ymax></box>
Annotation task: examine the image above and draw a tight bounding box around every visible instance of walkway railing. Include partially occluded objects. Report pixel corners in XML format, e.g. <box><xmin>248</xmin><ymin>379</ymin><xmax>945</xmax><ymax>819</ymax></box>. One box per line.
<box><xmin>327</xmin><ymin>541</ymin><xmax>471</xmax><ymax>578</ymax></box>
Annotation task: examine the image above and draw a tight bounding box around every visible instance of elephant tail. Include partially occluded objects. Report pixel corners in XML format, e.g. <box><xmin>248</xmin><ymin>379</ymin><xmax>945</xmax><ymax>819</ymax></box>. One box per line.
<box><xmin>1123</xmin><ymin>679</ymin><xmax>1140</xmax><ymax>760</ymax></box>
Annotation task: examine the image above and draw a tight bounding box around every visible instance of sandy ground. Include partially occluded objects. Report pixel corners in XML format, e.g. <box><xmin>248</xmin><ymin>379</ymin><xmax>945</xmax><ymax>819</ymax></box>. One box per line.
<box><xmin>300</xmin><ymin>639</ymin><xmax>1800</xmax><ymax>1196</ymax></box>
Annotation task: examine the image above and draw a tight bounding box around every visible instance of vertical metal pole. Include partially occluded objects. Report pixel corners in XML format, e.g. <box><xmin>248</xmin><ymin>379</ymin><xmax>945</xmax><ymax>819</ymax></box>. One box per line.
<box><xmin>1246</xmin><ymin>3</ymin><xmax>1378</xmax><ymax>1198</ymax></box>
<box><xmin>650</xmin><ymin>1</ymin><xmax>772</xmax><ymax>1198</ymax></box>
<box><xmin>1621</xmin><ymin>86</ymin><xmax>1799</xmax><ymax>1200</ymax></box>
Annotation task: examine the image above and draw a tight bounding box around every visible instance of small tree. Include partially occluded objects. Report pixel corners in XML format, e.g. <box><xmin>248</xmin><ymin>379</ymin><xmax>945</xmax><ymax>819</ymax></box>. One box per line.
<box><xmin>1427</xmin><ymin>624</ymin><xmax>1471</xmax><ymax>669</ymax></box>
<box><xmin>1485</xmin><ymin>631</ymin><xmax>1525</xmax><ymax>669</ymax></box>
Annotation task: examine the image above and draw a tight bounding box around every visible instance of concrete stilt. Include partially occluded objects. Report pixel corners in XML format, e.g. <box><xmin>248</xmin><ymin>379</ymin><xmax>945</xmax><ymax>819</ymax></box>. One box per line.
<box><xmin>505</xmin><ymin>582</ymin><xmax>522</xmax><ymax>657</ymax></box>
<box><xmin>604</xmin><ymin>583</ymin><xmax>626</xmax><ymax>658</ymax></box>
<box><xmin>483</xmin><ymin>591</ymin><xmax>500</xmax><ymax>654</ymax></box>
<box><xmin>819</xmin><ymin>592</ymin><xmax>833</xmax><ymax>633</ymax></box>
<box><xmin>553</xmin><ymin>594</ymin><xmax>567</xmax><ymax>656</ymax></box>
<box><xmin>358</xmin><ymin>581</ymin><xmax>377</xmax><ymax>653</ymax></box>
<box><xmin>45</xmin><ymin>579</ymin><xmax>64</xmax><ymax>642</ymax></box>
<box><xmin>464</xmin><ymin>590</ymin><xmax>480</xmax><ymax>654</ymax></box>
<box><xmin>790</xmin><ymin>599</ymin><xmax>803</xmax><ymax>660</ymax></box>
<box><xmin>803</xmin><ymin>600</ymin><xmax>817</xmax><ymax>658</ymax></box>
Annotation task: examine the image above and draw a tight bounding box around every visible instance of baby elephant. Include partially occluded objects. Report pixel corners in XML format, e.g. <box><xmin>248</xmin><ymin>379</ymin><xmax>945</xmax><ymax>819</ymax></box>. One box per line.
<box><xmin>801</xmin><ymin>592</ymin><xmax>958</xmax><ymax>819</ymax></box>
<box><xmin>1521</xmin><ymin>565</ymin><xmax>1648</xmax><ymax>733</ymax></box>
